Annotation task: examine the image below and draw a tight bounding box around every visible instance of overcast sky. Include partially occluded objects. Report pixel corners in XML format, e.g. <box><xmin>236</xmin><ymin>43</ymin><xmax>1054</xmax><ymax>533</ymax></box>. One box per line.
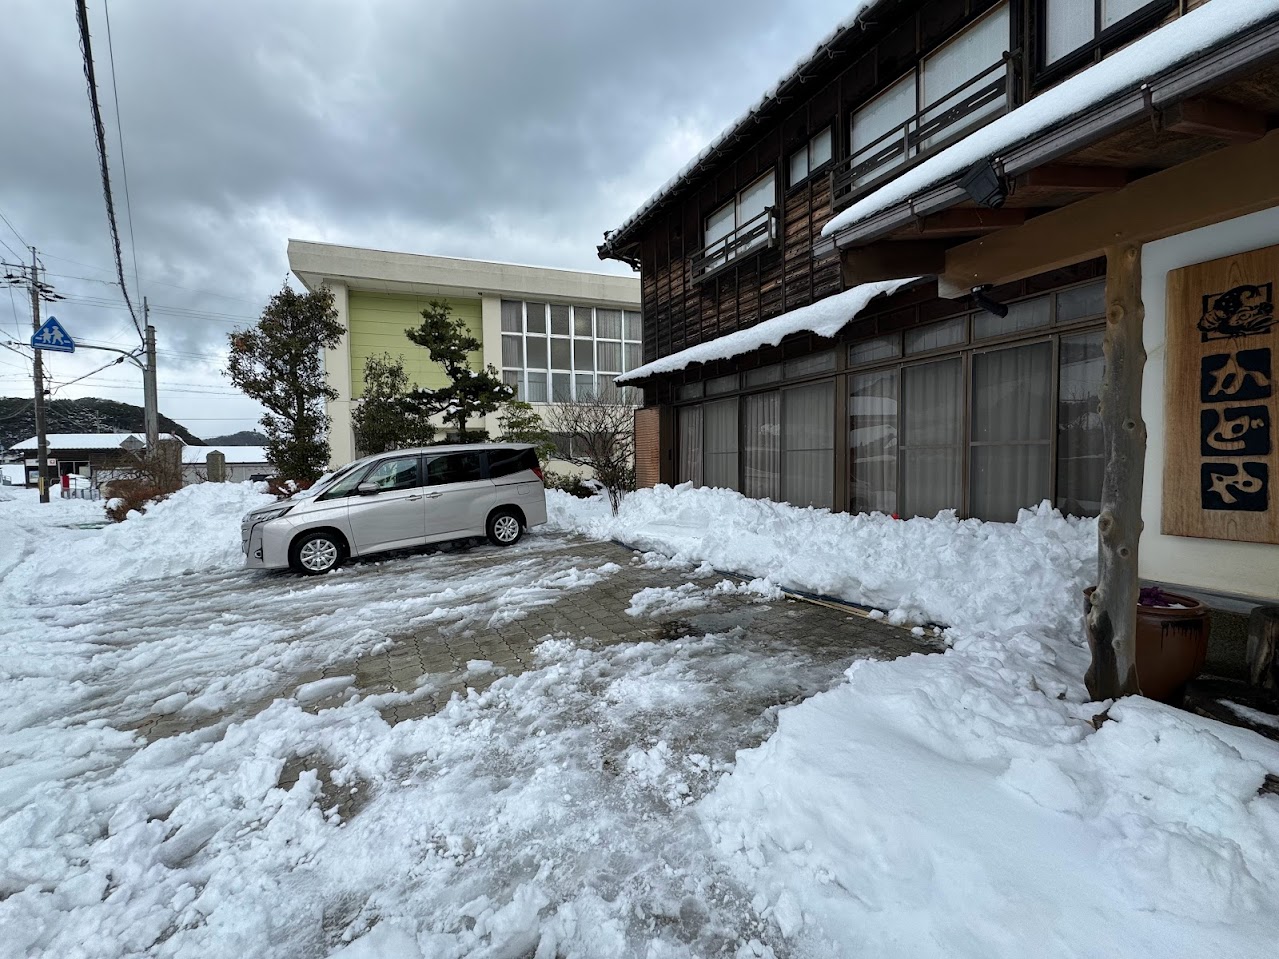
<box><xmin>0</xmin><ymin>0</ymin><xmax>851</xmax><ymax>438</ymax></box>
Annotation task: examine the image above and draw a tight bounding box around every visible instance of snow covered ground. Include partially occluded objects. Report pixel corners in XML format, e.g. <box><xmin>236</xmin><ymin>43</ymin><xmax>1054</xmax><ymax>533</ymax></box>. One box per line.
<box><xmin>2</xmin><ymin>482</ymin><xmax>1277</xmax><ymax>957</ymax></box>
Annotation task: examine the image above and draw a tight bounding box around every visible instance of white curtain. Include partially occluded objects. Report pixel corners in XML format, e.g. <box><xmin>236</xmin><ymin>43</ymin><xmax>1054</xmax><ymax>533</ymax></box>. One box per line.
<box><xmin>782</xmin><ymin>382</ymin><xmax>834</xmax><ymax>509</ymax></box>
<box><xmin>678</xmin><ymin>406</ymin><xmax>703</xmax><ymax>486</ymax></box>
<box><xmin>900</xmin><ymin>358</ymin><xmax>963</xmax><ymax>517</ymax></box>
<box><xmin>920</xmin><ymin>3</ymin><xmax>1009</xmax><ymax>147</ymax></box>
<box><xmin>970</xmin><ymin>342</ymin><xmax>1052</xmax><ymax>522</ymax></box>
<box><xmin>1045</xmin><ymin>0</ymin><xmax>1094</xmax><ymax>63</ymax></box>
<box><xmin>743</xmin><ymin>391</ymin><xmax>780</xmax><ymax>501</ymax></box>
<box><xmin>852</xmin><ymin>73</ymin><xmax>915</xmax><ymax>176</ymax></box>
<box><xmin>1056</xmin><ymin>331</ymin><xmax>1105</xmax><ymax>516</ymax></box>
<box><xmin>850</xmin><ymin>370</ymin><xmax>898</xmax><ymax>514</ymax></box>
<box><xmin>703</xmin><ymin>399</ymin><xmax>739</xmax><ymax>491</ymax></box>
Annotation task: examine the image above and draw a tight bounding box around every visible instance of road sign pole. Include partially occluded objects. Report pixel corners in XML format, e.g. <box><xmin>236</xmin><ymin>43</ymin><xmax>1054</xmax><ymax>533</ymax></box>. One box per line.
<box><xmin>30</xmin><ymin>248</ymin><xmax>49</xmax><ymax>504</ymax></box>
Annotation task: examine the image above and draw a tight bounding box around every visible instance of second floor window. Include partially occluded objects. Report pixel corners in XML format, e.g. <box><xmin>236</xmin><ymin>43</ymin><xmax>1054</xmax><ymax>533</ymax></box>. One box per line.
<box><xmin>704</xmin><ymin>170</ymin><xmax>776</xmax><ymax>268</ymax></box>
<box><xmin>1042</xmin><ymin>0</ymin><xmax>1159</xmax><ymax>67</ymax></box>
<box><xmin>500</xmin><ymin>299</ymin><xmax>642</xmax><ymax>405</ymax></box>
<box><xmin>788</xmin><ymin>127</ymin><xmax>833</xmax><ymax>187</ymax></box>
<box><xmin>847</xmin><ymin>2</ymin><xmax>1009</xmax><ymax>185</ymax></box>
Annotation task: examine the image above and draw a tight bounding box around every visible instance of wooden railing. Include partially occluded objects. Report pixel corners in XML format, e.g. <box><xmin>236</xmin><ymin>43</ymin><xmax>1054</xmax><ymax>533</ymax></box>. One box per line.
<box><xmin>830</xmin><ymin>56</ymin><xmax>1014</xmax><ymax>211</ymax></box>
<box><xmin>689</xmin><ymin>207</ymin><xmax>777</xmax><ymax>283</ymax></box>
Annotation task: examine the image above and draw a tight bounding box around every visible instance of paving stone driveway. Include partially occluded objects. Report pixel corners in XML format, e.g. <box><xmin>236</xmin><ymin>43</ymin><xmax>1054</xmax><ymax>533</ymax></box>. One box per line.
<box><xmin>320</xmin><ymin>534</ymin><xmax>936</xmax><ymax>727</ymax></box>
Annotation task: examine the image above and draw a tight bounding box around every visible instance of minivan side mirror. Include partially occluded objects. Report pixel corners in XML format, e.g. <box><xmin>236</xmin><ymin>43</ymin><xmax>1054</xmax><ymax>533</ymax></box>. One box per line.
<box><xmin>356</xmin><ymin>482</ymin><xmax>380</xmax><ymax>496</ymax></box>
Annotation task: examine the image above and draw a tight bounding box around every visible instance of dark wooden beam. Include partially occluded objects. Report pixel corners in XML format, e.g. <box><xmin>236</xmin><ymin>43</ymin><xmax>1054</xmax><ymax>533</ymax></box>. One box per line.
<box><xmin>907</xmin><ymin>208</ymin><xmax>1026</xmax><ymax>237</ymax></box>
<box><xmin>939</xmin><ymin>130</ymin><xmax>1279</xmax><ymax>298</ymax></box>
<box><xmin>1015</xmin><ymin>164</ymin><xmax>1129</xmax><ymax>193</ymax></box>
<box><xmin>1163</xmin><ymin>96</ymin><xmax>1268</xmax><ymax>143</ymax></box>
<box><xmin>840</xmin><ymin>240</ymin><xmax>951</xmax><ymax>286</ymax></box>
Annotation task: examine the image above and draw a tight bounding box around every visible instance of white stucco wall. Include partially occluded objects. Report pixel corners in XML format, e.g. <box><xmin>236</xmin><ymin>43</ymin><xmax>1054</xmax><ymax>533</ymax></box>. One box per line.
<box><xmin>1140</xmin><ymin>205</ymin><xmax>1279</xmax><ymax>601</ymax></box>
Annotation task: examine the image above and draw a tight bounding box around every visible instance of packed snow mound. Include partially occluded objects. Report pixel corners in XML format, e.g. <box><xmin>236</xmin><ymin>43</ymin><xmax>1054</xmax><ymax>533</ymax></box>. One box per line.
<box><xmin>549</xmin><ymin>483</ymin><xmax>1096</xmax><ymax>635</ymax></box>
<box><xmin>1</xmin><ymin>481</ymin><xmax>275</xmax><ymax>603</ymax></box>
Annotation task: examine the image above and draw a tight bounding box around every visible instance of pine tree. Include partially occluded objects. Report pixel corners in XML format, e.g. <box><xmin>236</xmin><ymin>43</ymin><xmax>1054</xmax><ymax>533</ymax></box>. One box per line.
<box><xmin>351</xmin><ymin>353</ymin><xmax>415</xmax><ymax>455</ymax></box>
<box><xmin>226</xmin><ymin>284</ymin><xmax>344</xmax><ymax>481</ymax></box>
<box><xmin>496</xmin><ymin>400</ymin><xmax>556</xmax><ymax>465</ymax></box>
<box><xmin>404</xmin><ymin>300</ymin><xmax>513</xmax><ymax>441</ymax></box>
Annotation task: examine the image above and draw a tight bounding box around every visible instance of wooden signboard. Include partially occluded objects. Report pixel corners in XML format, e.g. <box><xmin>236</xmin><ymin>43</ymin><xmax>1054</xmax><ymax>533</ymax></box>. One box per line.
<box><xmin>1164</xmin><ymin>243</ymin><xmax>1278</xmax><ymax>544</ymax></box>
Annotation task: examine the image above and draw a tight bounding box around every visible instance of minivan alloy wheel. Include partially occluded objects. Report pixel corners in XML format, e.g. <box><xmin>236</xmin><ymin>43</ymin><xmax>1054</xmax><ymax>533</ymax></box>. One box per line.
<box><xmin>299</xmin><ymin>537</ymin><xmax>339</xmax><ymax>572</ymax></box>
<box><xmin>493</xmin><ymin>515</ymin><xmax>521</xmax><ymax>543</ymax></box>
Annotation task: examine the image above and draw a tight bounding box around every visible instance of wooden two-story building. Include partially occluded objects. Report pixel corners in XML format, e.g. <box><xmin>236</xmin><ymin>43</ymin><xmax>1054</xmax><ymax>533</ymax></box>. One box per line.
<box><xmin>602</xmin><ymin>0</ymin><xmax>1279</xmax><ymax>694</ymax></box>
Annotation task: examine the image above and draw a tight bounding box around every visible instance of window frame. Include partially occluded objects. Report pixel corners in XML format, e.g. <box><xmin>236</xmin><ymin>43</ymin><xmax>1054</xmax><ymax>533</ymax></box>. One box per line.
<box><xmin>787</xmin><ymin>125</ymin><xmax>834</xmax><ymax>190</ymax></box>
<box><xmin>699</xmin><ymin>170</ymin><xmax>778</xmax><ymax>275</ymax></box>
<box><xmin>1034</xmin><ymin>0</ymin><xmax>1177</xmax><ymax>86</ymax></box>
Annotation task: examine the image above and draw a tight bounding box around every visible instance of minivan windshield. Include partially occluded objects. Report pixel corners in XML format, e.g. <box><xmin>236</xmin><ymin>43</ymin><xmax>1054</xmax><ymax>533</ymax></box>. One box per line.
<box><xmin>296</xmin><ymin>458</ymin><xmax>370</xmax><ymax>499</ymax></box>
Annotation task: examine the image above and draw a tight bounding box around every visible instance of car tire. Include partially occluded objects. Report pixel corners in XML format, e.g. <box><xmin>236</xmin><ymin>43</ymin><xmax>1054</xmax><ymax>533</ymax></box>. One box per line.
<box><xmin>290</xmin><ymin>530</ymin><xmax>343</xmax><ymax>575</ymax></box>
<box><xmin>486</xmin><ymin>509</ymin><xmax>524</xmax><ymax>547</ymax></box>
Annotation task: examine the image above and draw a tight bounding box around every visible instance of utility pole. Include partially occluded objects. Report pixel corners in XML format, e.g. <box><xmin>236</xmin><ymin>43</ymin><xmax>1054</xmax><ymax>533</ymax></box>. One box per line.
<box><xmin>143</xmin><ymin>297</ymin><xmax>159</xmax><ymax>452</ymax></box>
<box><xmin>30</xmin><ymin>247</ymin><xmax>50</xmax><ymax>504</ymax></box>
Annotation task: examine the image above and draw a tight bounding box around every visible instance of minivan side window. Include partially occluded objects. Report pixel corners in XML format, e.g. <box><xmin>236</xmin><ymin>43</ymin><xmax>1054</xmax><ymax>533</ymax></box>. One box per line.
<box><xmin>488</xmin><ymin>447</ymin><xmax>538</xmax><ymax>478</ymax></box>
<box><xmin>362</xmin><ymin>455</ymin><xmax>421</xmax><ymax>491</ymax></box>
<box><xmin>318</xmin><ymin>464</ymin><xmax>373</xmax><ymax>500</ymax></box>
<box><xmin>425</xmin><ymin>451</ymin><xmax>483</xmax><ymax>486</ymax></box>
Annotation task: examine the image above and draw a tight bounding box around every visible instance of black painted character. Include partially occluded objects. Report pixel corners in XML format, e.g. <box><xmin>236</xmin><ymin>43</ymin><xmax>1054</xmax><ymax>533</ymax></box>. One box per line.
<box><xmin>1199</xmin><ymin>283</ymin><xmax>1275</xmax><ymax>341</ymax></box>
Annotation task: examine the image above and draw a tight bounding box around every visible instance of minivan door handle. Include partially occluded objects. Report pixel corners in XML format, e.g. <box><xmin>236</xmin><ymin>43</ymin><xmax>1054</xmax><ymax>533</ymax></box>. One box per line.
<box><xmin>423</xmin><ymin>491</ymin><xmax>442</xmax><ymax>499</ymax></box>
<box><xmin>406</xmin><ymin>494</ymin><xmax>424</xmax><ymax>502</ymax></box>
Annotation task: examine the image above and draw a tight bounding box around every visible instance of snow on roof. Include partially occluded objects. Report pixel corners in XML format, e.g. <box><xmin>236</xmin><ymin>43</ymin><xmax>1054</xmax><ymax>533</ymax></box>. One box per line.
<box><xmin>616</xmin><ymin>278</ymin><xmax>917</xmax><ymax>382</ymax></box>
<box><xmin>601</xmin><ymin>1</ymin><xmax>884</xmax><ymax>253</ymax></box>
<box><xmin>10</xmin><ymin>433</ymin><xmax>181</xmax><ymax>451</ymax></box>
<box><xmin>181</xmin><ymin>446</ymin><xmax>270</xmax><ymax>466</ymax></box>
<box><xmin>821</xmin><ymin>0</ymin><xmax>1279</xmax><ymax>240</ymax></box>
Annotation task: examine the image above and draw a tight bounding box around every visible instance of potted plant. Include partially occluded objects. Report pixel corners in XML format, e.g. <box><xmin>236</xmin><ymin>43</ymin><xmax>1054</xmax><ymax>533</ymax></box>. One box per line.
<box><xmin>1083</xmin><ymin>585</ymin><xmax>1210</xmax><ymax>703</ymax></box>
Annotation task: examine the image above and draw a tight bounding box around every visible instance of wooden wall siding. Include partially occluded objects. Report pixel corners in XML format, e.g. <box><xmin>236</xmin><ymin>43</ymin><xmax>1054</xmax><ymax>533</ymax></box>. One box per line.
<box><xmin>622</xmin><ymin>0</ymin><xmax>1192</xmax><ymax>366</ymax></box>
<box><xmin>634</xmin><ymin>407</ymin><xmax>662</xmax><ymax>490</ymax></box>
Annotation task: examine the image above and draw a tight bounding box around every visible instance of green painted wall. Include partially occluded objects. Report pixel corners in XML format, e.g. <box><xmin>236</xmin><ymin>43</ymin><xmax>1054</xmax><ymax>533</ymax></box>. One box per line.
<box><xmin>347</xmin><ymin>292</ymin><xmax>484</xmax><ymax>398</ymax></box>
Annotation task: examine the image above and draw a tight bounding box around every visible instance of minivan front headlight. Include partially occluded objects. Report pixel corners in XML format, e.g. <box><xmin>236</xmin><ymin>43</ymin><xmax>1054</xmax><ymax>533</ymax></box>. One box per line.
<box><xmin>247</xmin><ymin>504</ymin><xmax>294</xmax><ymax>524</ymax></box>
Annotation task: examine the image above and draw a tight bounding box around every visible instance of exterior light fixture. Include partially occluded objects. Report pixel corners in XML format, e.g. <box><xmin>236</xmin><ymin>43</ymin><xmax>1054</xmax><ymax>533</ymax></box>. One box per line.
<box><xmin>959</xmin><ymin>159</ymin><xmax>1006</xmax><ymax>209</ymax></box>
<box><xmin>972</xmin><ymin>285</ymin><xmax>1008</xmax><ymax>318</ymax></box>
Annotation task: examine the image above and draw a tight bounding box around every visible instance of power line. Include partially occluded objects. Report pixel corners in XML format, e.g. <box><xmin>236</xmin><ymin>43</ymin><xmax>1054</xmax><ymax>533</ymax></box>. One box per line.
<box><xmin>74</xmin><ymin>0</ymin><xmax>143</xmax><ymax>342</ymax></box>
<box><xmin>0</xmin><ymin>206</ymin><xmax>27</xmax><ymax>251</ymax></box>
<box><xmin>102</xmin><ymin>0</ymin><xmax>142</xmax><ymax>308</ymax></box>
<box><xmin>50</xmin><ymin>353</ymin><xmax>134</xmax><ymax>394</ymax></box>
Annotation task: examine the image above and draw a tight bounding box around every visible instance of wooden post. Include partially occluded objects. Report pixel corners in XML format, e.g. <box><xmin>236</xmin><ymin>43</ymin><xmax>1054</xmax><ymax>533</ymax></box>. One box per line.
<box><xmin>1247</xmin><ymin>606</ymin><xmax>1279</xmax><ymax>689</ymax></box>
<box><xmin>1085</xmin><ymin>244</ymin><xmax>1146</xmax><ymax>701</ymax></box>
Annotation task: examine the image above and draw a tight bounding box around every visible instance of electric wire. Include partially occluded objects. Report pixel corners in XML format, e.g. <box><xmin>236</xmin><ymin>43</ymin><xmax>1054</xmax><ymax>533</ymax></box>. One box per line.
<box><xmin>102</xmin><ymin>0</ymin><xmax>142</xmax><ymax>309</ymax></box>
<box><xmin>74</xmin><ymin>0</ymin><xmax>143</xmax><ymax>342</ymax></box>
<box><xmin>50</xmin><ymin>353</ymin><xmax>135</xmax><ymax>394</ymax></box>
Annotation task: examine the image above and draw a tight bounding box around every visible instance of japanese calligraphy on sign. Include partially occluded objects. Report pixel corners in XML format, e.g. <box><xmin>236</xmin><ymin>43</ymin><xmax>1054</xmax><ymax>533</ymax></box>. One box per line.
<box><xmin>1165</xmin><ymin>245</ymin><xmax>1279</xmax><ymax>544</ymax></box>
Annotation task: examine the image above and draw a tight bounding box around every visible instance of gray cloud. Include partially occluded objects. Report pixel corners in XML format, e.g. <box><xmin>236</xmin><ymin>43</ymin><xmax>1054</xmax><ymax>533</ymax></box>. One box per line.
<box><xmin>0</xmin><ymin>0</ymin><xmax>849</xmax><ymax>435</ymax></box>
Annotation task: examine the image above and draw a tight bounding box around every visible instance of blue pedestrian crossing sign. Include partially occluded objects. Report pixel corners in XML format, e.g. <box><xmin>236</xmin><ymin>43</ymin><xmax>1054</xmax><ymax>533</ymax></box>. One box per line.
<box><xmin>31</xmin><ymin>316</ymin><xmax>75</xmax><ymax>353</ymax></box>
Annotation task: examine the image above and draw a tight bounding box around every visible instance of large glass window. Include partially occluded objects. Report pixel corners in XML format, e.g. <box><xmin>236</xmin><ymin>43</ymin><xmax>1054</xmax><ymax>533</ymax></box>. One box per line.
<box><xmin>851</xmin><ymin>73</ymin><xmax>915</xmax><ymax>179</ymax></box>
<box><xmin>1057</xmin><ymin>330</ymin><xmax>1105</xmax><ymax>516</ymax></box>
<box><xmin>704</xmin><ymin>399</ymin><xmax>739</xmax><ymax>491</ymax></box>
<box><xmin>850</xmin><ymin>369</ymin><xmax>898</xmax><ymax>515</ymax></box>
<box><xmin>742</xmin><ymin>391</ymin><xmax>780</xmax><ymax>501</ymax></box>
<box><xmin>500</xmin><ymin>298</ymin><xmax>640</xmax><ymax>404</ymax></box>
<box><xmin>970</xmin><ymin>342</ymin><xmax>1053</xmax><ymax>523</ymax></box>
<box><xmin>678</xmin><ymin>406</ymin><xmax>703</xmax><ymax>485</ymax></box>
<box><xmin>900</xmin><ymin>358</ymin><xmax>964</xmax><ymax>518</ymax></box>
<box><xmin>783</xmin><ymin>382</ymin><xmax>834</xmax><ymax>509</ymax></box>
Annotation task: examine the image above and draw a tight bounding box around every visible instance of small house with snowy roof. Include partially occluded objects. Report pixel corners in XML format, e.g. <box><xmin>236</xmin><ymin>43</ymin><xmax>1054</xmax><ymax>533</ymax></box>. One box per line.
<box><xmin>600</xmin><ymin>0</ymin><xmax>1279</xmax><ymax>689</ymax></box>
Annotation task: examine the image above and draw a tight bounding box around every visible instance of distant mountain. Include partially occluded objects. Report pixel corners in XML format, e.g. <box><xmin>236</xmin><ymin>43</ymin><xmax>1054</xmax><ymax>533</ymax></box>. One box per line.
<box><xmin>201</xmin><ymin>430</ymin><xmax>267</xmax><ymax>446</ymax></box>
<box><xmin>0</xmin><ymin>397</ymin><xmax>204</xmax><ymax>451</ymax></box>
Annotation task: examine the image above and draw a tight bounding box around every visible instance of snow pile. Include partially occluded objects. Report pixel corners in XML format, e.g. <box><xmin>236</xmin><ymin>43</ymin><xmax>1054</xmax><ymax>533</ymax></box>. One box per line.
<box><xmin>1</xmin><ymin>481</ymin><xmax>275</xmax><ymax>604</ymax></box>
<box><xmin>822</xmin><ymin>0</ymin><xmax>1279</xmax><ymax>238</ymax></box>
<box><xmin>618</xmin><ymin>278</ymin><xmax>917</xmax><ymax>381</ymax></box>
<box><xmin>627</xmin><ymin>577</ymin><xmax>783</xmax><ymax>618</ymax></box>
<box><xmin>550</xmin><ymin>483</ymin><xmax>1095</xmax><ymax>633</ymax></box>
<box><xmin>549</xmin><ymin>484</ymin><xmax>1279</xmax><ymax>957</ymax></box>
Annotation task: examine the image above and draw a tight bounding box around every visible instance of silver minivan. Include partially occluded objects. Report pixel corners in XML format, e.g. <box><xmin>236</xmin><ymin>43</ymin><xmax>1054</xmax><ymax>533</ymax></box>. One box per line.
<box><xmin>241</xmin><ymin>444</ymin><xmax>548</xmax><ymax>575</ymax></box>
